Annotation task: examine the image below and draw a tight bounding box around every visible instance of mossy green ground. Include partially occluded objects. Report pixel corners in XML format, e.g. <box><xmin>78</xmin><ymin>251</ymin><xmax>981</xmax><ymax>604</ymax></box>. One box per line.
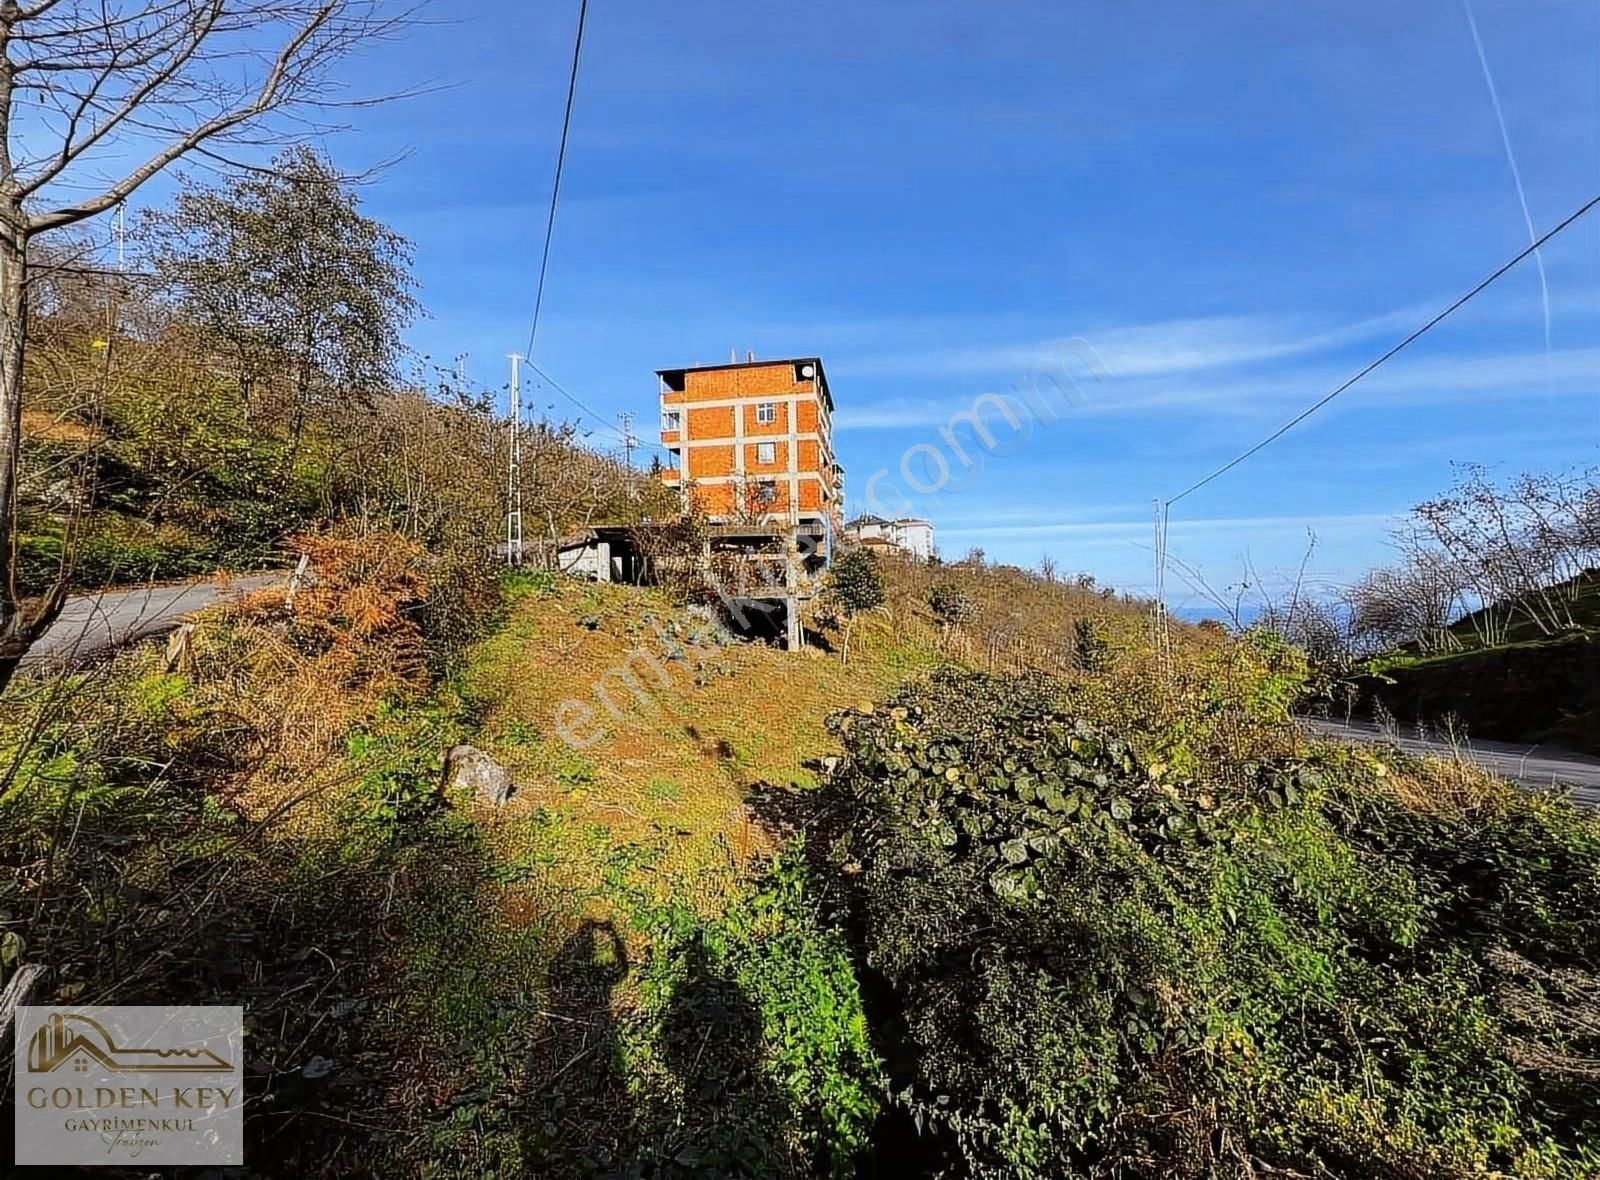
<box><xmin>446</xmin><ymin>577</ymin><xmax>940</xmax><ymax>914</ymax></box>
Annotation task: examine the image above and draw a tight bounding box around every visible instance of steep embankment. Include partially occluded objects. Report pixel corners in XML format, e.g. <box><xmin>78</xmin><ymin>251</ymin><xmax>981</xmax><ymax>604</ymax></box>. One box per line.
<box><xmin>1361</xmin><ymin>635</ymin><xmax>1600</xmax><ymax>754</ymax></box>
<box><xmin>9</xmin><ymin>550</ymin><xmax>1600</xmax><ymax>1178</ymax></box>
<box><xmin>453</xmin><ymin>575</ymin><xmax>944</xmax><ymax>905</ymax></box>
<box><xmin>1358</xmin><ymin>573</ymin><xmax>1600</xmax><ymax>755</ymax></box>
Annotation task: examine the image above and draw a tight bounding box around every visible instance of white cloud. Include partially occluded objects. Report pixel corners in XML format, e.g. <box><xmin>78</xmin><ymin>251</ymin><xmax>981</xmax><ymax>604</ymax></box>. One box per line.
<box><xmin>832</xmin><ymin>304</ymin><xmax>1431</xmax><ymax>381</ymax></box>
<box><xmin>835</xmin><ymin>345</ymin><xmax>1600</xmax><ymax>430</ymax></box>
<box><xmin>936</xmin><ymin>510</ymin><xmax>1402</xmax><ymax>542</ymax></box>
<box><xmin>1080</xmin><ymin>346</ymin><xmax>1600</xmax><ymax>417</ymax></box>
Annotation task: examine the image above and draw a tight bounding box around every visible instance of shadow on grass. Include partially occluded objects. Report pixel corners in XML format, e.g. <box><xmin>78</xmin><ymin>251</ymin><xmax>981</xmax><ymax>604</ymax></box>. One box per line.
<box><xmin>4</xmin><ymin>774</ymin><xmax>819</xmax><ymax>1178</ymax></box>
<box><xmin>637</xmin><ymin>935</ymin><xmax>804</xmax><ymax>1180</ymax></box>
<box><xmin>513</xmin><ymin>918</ymin><xmax>635</xmax><ymax>1176</ymax></box>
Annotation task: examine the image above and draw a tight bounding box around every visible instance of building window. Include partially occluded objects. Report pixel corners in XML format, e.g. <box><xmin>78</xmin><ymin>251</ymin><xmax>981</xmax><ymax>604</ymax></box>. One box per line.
<box><xmin>756</xmin><ymin>441</ymin><xmax>776</xmax><ymax>464</ymax></box>
<box><xmin>756</xmin><ymin>402</ymin><xmax>776</xmax><ymax>425</ymax></box>
<box><xmin>756</xmin><ymin>480</ymin><xmax>777</xmax><ymax>504</ymax></box>
<box><xmin>662</xmin><ymin>410</ymin><xmax>681</xmax><ymax>432</ymax></box>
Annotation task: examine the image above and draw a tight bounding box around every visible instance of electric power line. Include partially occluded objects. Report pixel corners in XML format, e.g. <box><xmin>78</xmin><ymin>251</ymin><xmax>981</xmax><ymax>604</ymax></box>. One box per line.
<box><xmin>524</xmin><ymin>358</ymin><xmax>619</xmax><ymax>435</ymax></box>
<box><xmin>522</xmin><ymin>0</ymin><xmax>589</xmax><ymax>362</ymax></box>
<box><xmin>525</xmin><ymin>359</ymin><xmax>675</xmax><ymax>459</ymax></box>
<box><xmin>1166</xmin><ymin>192</ymin><xmax>1600</xmax><ymax>508</ymax></box>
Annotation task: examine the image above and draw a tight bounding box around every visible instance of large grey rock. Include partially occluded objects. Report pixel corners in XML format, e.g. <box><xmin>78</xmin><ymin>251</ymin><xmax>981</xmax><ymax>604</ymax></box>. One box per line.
<box><xmin>440</xmin><ymin>744</ymin><xmax>515</xmax><ymax>807</ymax></box>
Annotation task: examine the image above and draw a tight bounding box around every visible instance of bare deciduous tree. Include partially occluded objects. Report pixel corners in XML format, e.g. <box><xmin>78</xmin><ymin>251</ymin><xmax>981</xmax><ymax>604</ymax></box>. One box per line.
<box><xmin>1411</xmin><ymin>464</ymin><xmax>1599</xmax><ymax>644</ymax></box>
<box><xmin>1347</xmin><ymin>542</ymin><xmax>1462</xmax><ymax>655</ymax></box>
<box><xmin>1342</xmin><ymin>465</ymin><xmax>1600</xmax><ymax>658</ymax></box>
<box><xmin>0</xmin><ymin>0</ymin><xmax>413</xmax><ymax>687</ymax></box>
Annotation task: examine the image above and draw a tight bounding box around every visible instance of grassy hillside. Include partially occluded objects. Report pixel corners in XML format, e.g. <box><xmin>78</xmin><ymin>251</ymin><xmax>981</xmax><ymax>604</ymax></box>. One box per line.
<box><xmin>4</xmin><ymin>543</ymin><xmax>1600</xmax><ymax>1177</ymax></box>
<box><xmin>16</xmin><ymin>333</ymin><xmax>305</xmax><ymax>593</ymax></box>
<box><xmin>1358</xmin><ymin>571</ymin><xmax>1600</xmax><ymax>754</ymax></box>
<box><xmin>14</xmin><ymin>297</ymin><xmax>663</xmax><ymax>600</ymax></box>
<box><xmin>0</xmin><ymin>544</ymin><xmax>957</xmax><ymax>1175</ymax></box>
<box><xmin>448</xmin><ymin>574</ymin><xmax>945</xmax><ymax>909</ymax></box>
<box><xmin>1360</xmin><ymin>634</ymin><xmax>1600</xmax><ymax>754</ymax></box>
<box><xmin>1444</xmin><ymin>569</ymin><xmax>1600</xmax><ymax>649</ymax></box>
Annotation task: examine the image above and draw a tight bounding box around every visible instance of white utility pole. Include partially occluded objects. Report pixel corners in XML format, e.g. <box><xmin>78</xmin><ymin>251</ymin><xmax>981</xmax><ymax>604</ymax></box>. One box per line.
<box><xmin>506</xmin><ymin>352</ymin><xmax>524</xmax><ymax>566</ymax></box>
<box><xmin>114</xmin><ymin>202</ymin><xmax>125</xmax><ymax>271</ymax></box>
<box><xmin>1153</xmin><ymin>498</ymin><xmax>1169</xmax><ymax>659</ymax></box>
<box><xmin>617</xmin><ymin>410</ymin><xmax>636</xmax><ymax>500</ymax></box>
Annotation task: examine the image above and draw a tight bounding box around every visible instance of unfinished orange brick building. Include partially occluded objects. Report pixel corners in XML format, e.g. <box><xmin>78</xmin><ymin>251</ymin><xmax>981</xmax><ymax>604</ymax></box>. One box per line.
<box><xmin>657</xmin><ymin>356</ymin><xmax>841</xmax><ymax>526</ymax></box>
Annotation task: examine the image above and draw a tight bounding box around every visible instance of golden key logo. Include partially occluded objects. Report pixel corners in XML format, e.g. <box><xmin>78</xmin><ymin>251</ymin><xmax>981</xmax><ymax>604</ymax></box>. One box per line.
<box><xmin>26</xmin><ymin>1012</ymin><xmax>232</xmax><ymax>1075</ymax></box>
<box><xmin>14</xmin><ymin>1005</ymin><xmax>244</xmax><ymax>1166</ymax></box>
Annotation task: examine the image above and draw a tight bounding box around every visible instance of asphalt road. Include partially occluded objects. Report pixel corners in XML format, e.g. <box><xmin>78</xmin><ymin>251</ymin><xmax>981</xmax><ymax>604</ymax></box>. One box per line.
<box><xmin>1300</xmin><ymin>716</ymin><xmax>1600</xmax><ymax>806</ymax></box>
<box><xmin>20</xmin><ymin>572</ymin><xmax>288</xmax><ymax>669</ymax></box>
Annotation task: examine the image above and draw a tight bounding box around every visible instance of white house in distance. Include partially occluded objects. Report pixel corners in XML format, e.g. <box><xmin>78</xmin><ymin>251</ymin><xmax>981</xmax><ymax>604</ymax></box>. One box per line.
<box><xmin>844</xmin><ymin>514</ymin><xmax>935</xmax><ymax>561</ymax></box>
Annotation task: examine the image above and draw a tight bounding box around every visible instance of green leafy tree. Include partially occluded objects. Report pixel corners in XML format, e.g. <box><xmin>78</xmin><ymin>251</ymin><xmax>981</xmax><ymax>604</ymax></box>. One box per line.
<box><xmin>146</xmin><ymin>147</ymin><xmax>418</xmax><ymax>468</ymax></box>
<box><xmin>1072</xmin><ymin>617</ymin><xmax>1108</xmax><ymax>672</ymax></box>
<box><xmin>829</xmin><ymin>548</ymin><xmax>885</xmax><ymax>664</ymax></box>
<box><xmin>927</xmin><ymin>582</ymin><xmax>977</xmax><ymax>633</ymax></box>
<box><xmin>0</xmin><ymin>0</ymin><xmax>405</xmax><ymax>689</ymax></box>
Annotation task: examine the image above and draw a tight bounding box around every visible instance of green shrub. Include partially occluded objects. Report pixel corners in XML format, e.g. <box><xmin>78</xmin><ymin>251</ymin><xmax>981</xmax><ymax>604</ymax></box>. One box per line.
<box><xmin>927</xmin><ymin>583</ymin><xmax>977</xmax><ymax>629</ymax></box>
<box><xmin>816</xmin><ymin>669</ymin><xmax>1600</xmax><ymax>1179</ymax></box>
<box><xmin>829</xmin><ymin>549</ymin><xmax>887</xmax><ymax>664</ymax></box>
<box><xmin>629</xmin><ymin>855</ymin><xmax>883</xmax><ymax>1178</ymax></box>
<box><xmin>1071</xmin><ymin>617</ymin><xmax>1107</xmax><ymax>671</ymax></box>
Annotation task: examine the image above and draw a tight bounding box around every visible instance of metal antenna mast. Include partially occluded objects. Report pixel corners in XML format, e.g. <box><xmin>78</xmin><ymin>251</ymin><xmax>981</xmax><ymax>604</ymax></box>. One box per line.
<box><xmin>506</xmin><ymin>352</ymin><xmax>524</xmax><ymax>566</ymax></box>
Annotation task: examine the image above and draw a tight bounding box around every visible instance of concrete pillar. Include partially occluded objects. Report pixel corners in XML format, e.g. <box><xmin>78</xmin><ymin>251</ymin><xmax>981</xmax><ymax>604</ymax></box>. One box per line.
<box><xmin>784</xmin><ymin>526</ymin><xmax>803</xmax><ymax>651</ymax></box>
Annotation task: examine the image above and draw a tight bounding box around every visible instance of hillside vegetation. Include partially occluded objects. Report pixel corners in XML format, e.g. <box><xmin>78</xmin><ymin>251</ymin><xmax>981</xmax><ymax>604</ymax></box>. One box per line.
<box><xmin>1354</xmin><ymin>570</ymin><xmax>1600</xmax><ymax>755</ymax></box>
<box><xmin>6</xmin><ymin>532</ymin><xmax>1600</xmax><ymax>1177</ymax></box>
<box><xmin>1267</xmin><ymin>465</ymin><xmax>1600</xmax><ymax>754</ymax></box>
<box><xmin>15</xmin><ymin>154</ymin><xmax>670</xmax><ymax>607</ymax></box>
<box><xmin>1358</xmin><ymin>573</ymin><xmax>1600</xmax><ymax>754</ymax></box>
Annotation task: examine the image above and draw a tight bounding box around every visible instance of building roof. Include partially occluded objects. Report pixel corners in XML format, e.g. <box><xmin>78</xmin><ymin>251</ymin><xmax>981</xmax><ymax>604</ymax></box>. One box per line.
<box><xmin>656</xmin><ymin>356</ymin><xmax>834</xmax><ymax>412</ymax></box>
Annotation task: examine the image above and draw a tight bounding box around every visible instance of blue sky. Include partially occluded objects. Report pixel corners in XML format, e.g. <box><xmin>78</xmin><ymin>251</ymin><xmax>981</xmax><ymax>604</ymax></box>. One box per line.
<box><xmin>174</xmin><ymin>2</ymin><xmax>1600</xmax><ymax>609</ymax></box>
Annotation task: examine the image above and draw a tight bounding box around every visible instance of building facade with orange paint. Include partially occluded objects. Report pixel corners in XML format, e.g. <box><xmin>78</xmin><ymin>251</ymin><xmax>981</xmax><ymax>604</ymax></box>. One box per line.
<box><xmin>657</xmin><ymin>357</ymin><xmax>842</xmax><ymax>527</ymax></box>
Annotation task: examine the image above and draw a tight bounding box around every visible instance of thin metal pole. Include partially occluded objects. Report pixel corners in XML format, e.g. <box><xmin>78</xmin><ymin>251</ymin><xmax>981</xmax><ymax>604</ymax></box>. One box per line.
<box><xmin>617</xmin><ymin>410</ymin><xmax>636</xmax><ymax>499</ymax></box>
<box><xmin>1153</xmin><ymin>498</ymin><xmax>1168</xmax><ymax>658</ymax></box>
<box><xmin>507</xmin><ymin>352</ymin><xmax>524</xmax><ymax>566</ymax></box>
